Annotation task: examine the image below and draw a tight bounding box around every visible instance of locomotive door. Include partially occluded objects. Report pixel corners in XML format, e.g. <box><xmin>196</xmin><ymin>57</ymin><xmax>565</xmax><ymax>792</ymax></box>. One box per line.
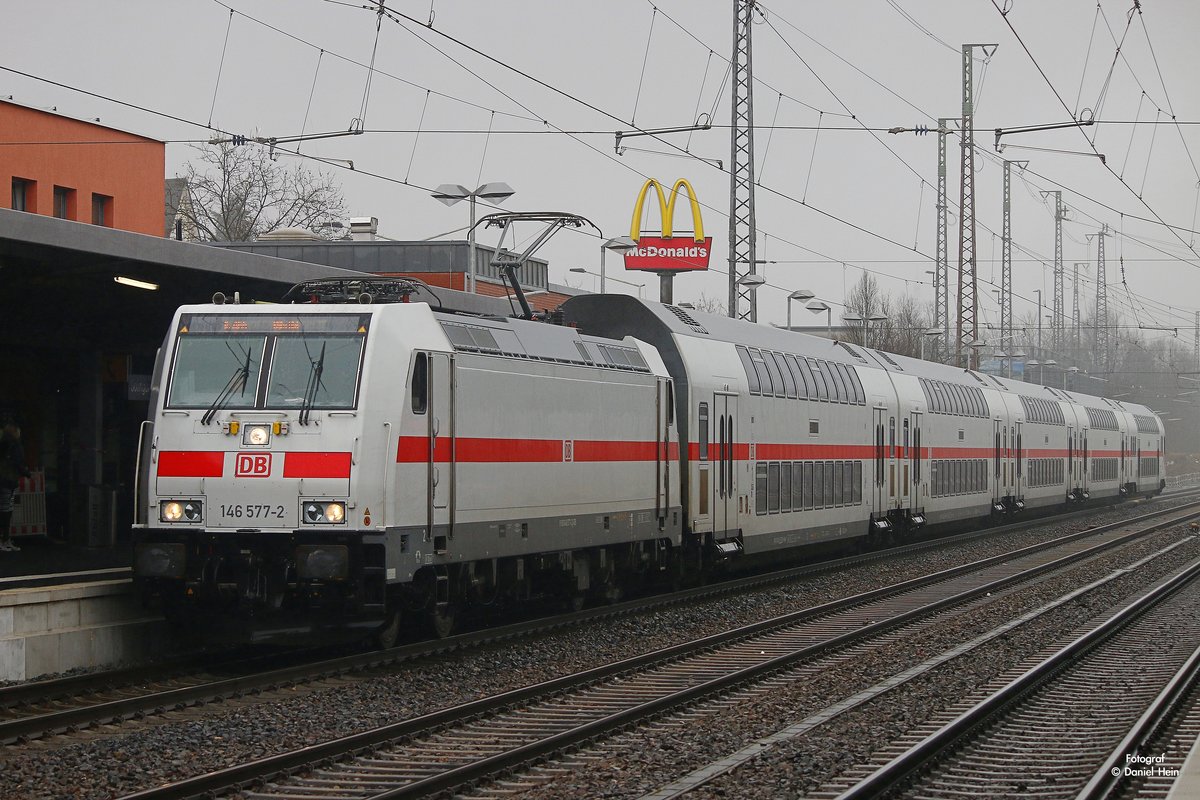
<box><xmin>427</xmin><ymin>352</ymin><xmax>455</xmax><ymax>548</ymax></box>
<box><xmin>712</xmin><ymin>392</ymin><xmax>738</xmax><ymax>539</ymax></box>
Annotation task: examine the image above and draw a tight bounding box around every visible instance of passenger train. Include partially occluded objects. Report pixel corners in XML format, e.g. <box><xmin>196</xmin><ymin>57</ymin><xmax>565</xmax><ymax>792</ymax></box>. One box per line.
<box><xmin>132</xmin><ymin>284</ymin><xmax>1166</xmax><ymax>644</ymax></box>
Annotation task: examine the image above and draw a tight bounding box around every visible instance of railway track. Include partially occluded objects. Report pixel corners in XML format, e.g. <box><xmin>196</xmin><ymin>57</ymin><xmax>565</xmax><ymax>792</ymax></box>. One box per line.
<box><xmin>8</xmin><ymin>494</ymin><xmax>1184</xmax><ymax>747</ymax></box>
<box><xmin>113</xmin><ymin>502</ymin><xmax>1200</xmax><ymax>799</ymax></box>
<box><xmin>821</xmin><ymin>551</ymin><xmax>1200</xmax><ymax>799</ymax></box>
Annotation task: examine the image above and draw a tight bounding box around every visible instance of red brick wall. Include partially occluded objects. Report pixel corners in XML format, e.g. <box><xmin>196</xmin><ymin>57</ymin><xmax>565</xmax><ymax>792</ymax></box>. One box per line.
<box><xmin>1</xmin><ymin>101</ymin><xmax>165</xmax><ymax>236</ymax></box>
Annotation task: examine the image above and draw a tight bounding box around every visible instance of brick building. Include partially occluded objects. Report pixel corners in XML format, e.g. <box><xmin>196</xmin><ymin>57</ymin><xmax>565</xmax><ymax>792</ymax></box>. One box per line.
<box><xmin>2</xmin><ymin>99</ymin><xmax>164</xmax><ymax>236</ymax></box>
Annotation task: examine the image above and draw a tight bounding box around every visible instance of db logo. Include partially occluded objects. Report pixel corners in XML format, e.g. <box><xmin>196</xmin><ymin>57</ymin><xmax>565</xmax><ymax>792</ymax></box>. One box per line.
<box><xmin>235</xmin><ymin>453</ymin><xmax>272</xmax><ymax>478</ymax></box>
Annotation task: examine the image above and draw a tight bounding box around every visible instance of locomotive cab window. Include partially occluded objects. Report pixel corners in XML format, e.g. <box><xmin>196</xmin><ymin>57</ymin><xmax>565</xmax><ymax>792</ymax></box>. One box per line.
<box><xmin>167</xmin><ymin>313</ymin><xmax>368</xmax><ymax>412</ymax></box>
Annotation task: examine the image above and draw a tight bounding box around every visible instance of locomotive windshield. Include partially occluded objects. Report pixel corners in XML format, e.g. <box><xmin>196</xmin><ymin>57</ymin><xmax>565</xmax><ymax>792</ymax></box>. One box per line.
<box><xmin>166</xmin><ymin>313</ymin><xmax>368</xmax><ymax>411</ymax></box>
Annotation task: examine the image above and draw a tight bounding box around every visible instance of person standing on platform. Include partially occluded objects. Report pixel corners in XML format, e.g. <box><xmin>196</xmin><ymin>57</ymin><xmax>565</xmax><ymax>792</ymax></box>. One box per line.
<box><xmin>0</xmin><ymin>421</ymin><xmax>29</xmax><ymax>552</ymax></box>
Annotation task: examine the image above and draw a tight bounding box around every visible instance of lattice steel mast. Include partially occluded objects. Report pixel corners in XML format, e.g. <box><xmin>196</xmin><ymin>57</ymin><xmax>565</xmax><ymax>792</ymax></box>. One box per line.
<box><xmin>956</xmin><ymin>44</ymin><xmax>996</xmax><ymax>367</ymax></box>
<box><xmin>1072</xmin><ymin>262</ymin><xmax>1082</xmax><ymax>364</ymax></box>
<box><xmin>935</xmin><ymin>118</ymin><xmax>950</xmax><ymax>363</ymax></box>
<box><xmin>1043</xmin><ymin>190</ymin><xmax>1066</xmax><ymax>360</ymax></box>
<box><xmin>728</xmin><ymin>0</ymin><xmax>758</xmax><ymax>320</ymax></box>
<box><xmin>1095</xmin><ymin>225</ymin><xmax>1110</xmax><ymax>373</ymax></box>
<box><xmin>1001</xmin><ymin>160</ymin><xmax>1016</xmax><ymax>368</ymax></box>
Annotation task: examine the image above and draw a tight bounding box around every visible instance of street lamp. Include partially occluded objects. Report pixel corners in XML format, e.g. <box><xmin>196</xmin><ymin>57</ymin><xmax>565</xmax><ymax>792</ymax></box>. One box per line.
<box><xmin>843</xmin><ymin>313</ymin><xmax>888</xmax><ymax>348</ymax></box>
<box><xmin>920</xmin><ymin>328</ymin><xmax>941</xmax><ymax>361</ymax></box>
<box><xmin>1065</xmin><ymin>365</ymin><xmax>1080</xmax><ymax>390</ymax></box>
<box><xmin>569</xmin><ymin>267</ymin><xmax>644</xmax><ymax>298</ymax></box>
<box><xmin>600</xmin><ymin>236</ymin><xmax>638</xmax><ymax>294</ymax></box>
<box><xmin>1041</xmin><ymin>358</ymin><xmax>1058</xmax><ymax>386</ymax></box>
<box><xmin>787</xmin><ymin>289</ymin><xmax>816</xmax><ymax>330</ymax></box>
<box><xmin>806</xmin><ymin>300</ymin><xmax>832</xmax><ymax>337</ymax></box>
<box><xmin>431</xmin><ymin>182</ymin><xmax>515</xmax><ymax>294</ymax></box>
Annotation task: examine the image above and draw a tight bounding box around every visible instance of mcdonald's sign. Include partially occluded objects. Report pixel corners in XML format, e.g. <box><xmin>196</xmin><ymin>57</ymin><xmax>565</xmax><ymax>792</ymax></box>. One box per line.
<box><xmin>625</xmin><ymin>178</ymin><xmax>712</xmax><ymax>271</ymax></box>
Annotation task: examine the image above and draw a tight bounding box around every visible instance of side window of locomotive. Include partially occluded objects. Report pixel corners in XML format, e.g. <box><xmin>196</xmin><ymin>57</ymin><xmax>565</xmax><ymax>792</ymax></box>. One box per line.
<box><xmin>167</xmin><ymin>335</ymin><xmax>266</xmax><ymax>408</ymax></box>
<box><xmin>411</xmin><ymin>353</ymin><xmax>428</xmax><ymax>414</ymax></box>
<box><xmin>698</xmin><ymin>403</ymin><xmax>709</xmax><ymax>460</ymax></box>
<box><xmin>736</xmin><ymin>346</ymin><xmax>760</xmax><ymax>394</ymax></box>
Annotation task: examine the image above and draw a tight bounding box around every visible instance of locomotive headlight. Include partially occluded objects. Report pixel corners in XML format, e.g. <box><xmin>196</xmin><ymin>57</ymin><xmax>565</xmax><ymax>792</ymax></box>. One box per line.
<box><xmin>302</xmin><ymin>501</ymin><xmax>346</xmax><ymax>524</ymax></box>
<box><xmin>243</xmin><ymin>423</ymin><xmax>271</xmax><ymax>447</ymax></box>
<box><xmin>160</xmin><ymin>500</ymin><xmax>202</xmax><ymax>523</ymax></box>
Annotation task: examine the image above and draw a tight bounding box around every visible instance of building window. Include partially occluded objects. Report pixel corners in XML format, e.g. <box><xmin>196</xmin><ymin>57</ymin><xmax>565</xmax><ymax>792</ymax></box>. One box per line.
<box><xmin>92</xmin><ymin>193</ymin><xmax>113</xmax><ymax>227</ymax></box>
<box><xmin>12</xmin><ymin>178</ymin><xmax>32</xmax><ymax>211</ymax></box>
<box><xmin>54</xmin><ymin>186</ymin><xmax>75</xmax><ymax>219</ymax></box>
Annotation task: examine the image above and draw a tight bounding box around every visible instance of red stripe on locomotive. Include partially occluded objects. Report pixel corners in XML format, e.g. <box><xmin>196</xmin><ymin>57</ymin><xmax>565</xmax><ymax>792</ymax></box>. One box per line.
<box><xmin>283</xmin><ymin>452</ymin><xmax>352</xmax><ymax>478</ymax></box>
<box><xmin>158</xmin><ymin>451</ymin><xmax>224</xmax><ymax>477</ymax></box>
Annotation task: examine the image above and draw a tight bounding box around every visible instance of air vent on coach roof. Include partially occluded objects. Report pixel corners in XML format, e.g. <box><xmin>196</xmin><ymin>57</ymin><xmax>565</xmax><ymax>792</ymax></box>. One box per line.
<box><xmin>665</xmin><ymin>305</ymin><xmax>709</xmax><ymax>335</ymax></box>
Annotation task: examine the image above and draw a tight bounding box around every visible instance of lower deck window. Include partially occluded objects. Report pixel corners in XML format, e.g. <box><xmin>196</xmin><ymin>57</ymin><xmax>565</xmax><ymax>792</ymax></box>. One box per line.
<box><xmin>755</xmin><ymin>459</ymin><xmax>863</xmax><ymax>515</ymax></box>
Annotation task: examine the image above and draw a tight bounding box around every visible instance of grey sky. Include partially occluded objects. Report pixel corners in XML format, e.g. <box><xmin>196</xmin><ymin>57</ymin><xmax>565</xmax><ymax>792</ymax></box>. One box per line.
<box><xmin>3</xmin><ymin>1</ymin><xmax>1198</xmax><ymax>339</ymax></box>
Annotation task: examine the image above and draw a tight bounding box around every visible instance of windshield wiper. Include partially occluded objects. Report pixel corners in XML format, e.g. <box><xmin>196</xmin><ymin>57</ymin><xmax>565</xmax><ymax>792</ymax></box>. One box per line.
<box><xmin>201</xmin><ymin>346</ymin><xmax>252</xmax><ymax>426</ymax></box>
<box><xmin>298</xmin><ymin>341</ymin><xmax>326</xmax><ymax>426</ymax></box>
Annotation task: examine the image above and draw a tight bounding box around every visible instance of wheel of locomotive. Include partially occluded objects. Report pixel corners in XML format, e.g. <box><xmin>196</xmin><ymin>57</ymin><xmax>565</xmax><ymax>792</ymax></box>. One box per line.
<box><xmin>373</xmin><ymin>604</ymin><xmax>403</xmax><ymax>650</ymax></box>
<box><xmin>427</xmin><ymin>601</ymin><xmax>457</xmax><ymax>639</ymax></box>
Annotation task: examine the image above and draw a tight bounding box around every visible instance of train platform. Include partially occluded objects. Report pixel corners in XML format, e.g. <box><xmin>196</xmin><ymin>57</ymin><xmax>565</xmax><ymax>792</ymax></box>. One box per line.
<box><xmin>0</xmin><ymin>535</ymin><xmax>130</xmax><ymax>590</ymax></box>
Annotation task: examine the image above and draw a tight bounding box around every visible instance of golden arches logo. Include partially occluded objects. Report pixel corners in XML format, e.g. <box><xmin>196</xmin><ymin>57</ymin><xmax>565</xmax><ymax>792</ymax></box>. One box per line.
<box><xmin>630</xmin><ymin>178</ymin><xmax>705</xmax><ymax>243</ymax></box>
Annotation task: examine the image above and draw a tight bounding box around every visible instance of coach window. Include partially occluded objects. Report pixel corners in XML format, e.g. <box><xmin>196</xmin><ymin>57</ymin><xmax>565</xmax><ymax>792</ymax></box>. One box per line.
<box><xmin>698</xmin><ymin>403</ymin><xmax>709</xmax><ymax>460</ymax></box>
<box><xmin>411</xmin><ymin>353</ymin><xmax>428</xmax><ymax>414</ymax></box>
<box><xmin>736</xmin><ymin>346</ymin><xmax>760</xmax><ymax>394</ymax></box>
<box><xmin>809</xmin><ymin>360</ymin><xmax>830</xmax><ymax>401</ymax></box>
<box><xmin>827</xmin><ymin>361</ymin><xmax>848</xmax><ymax>402</ymax></box>
<box><xmin>797</xmin><ymin>357</ymin><xmax>818</xmax><ymax>399</ymax></box>
<box><xmin>770</xmin><ymin>353</ymin><xmax>796</xmax><ymax>398</ymax></box>
<box><xmin>764</xmin><ymin>352</ymin><xmax>788</xmax><ymax>398</ymax></box>
<box><xmin>802</xmin><ymin>462</ymin><xmax>815</xmax><ymax>509</ymax></box>
<box><xmin>768</xmin><ymin>462</ymin><xmax>781</xmax><ymax>512</ymax></box>
<box><xmin>749</xmin><ymin>349</ymin><xmax>774</xmax><ymax>395</ymax></box>
<box><xmin>781</xmin><ymin>462</ymin><xmax>793</xmax><ymax>510</ymax></box>
<box><xmin>784</xmin><ymin>354</ymin><xmax>809</xmax><ymax>398</ymax></box>
<box><xmin>756</xmin><ymin>463</ymin><xmax>768</xmax><ymax>515</ymax></box>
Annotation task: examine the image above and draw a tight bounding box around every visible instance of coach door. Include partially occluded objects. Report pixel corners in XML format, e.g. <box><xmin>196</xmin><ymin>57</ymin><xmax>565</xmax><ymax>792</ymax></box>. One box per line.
<box><xmin>427</xmin><ymin>352</ymin><xmax>456</xmax><ymax>550</ymax></box>
<box><xmin>1015</xmin><ymin>422</ymin><xmax>1024</xmax><ymax>498</ymax></box>
<box><xmin>1081</xmin><ymin>426</ymin><xmax>1090</xmax><ymax>496</ymax></box>
<box><xmin>907</xmin><ymin>411</ymin><xmax>922</xmax><ymax>511</ymax></box>
<box><xmin>713</xmin><ymin>393</ymin><xmax>738</xmax><ymax>539</ymax></box>
<box><xmin>655</xmin><ymin>378</ymin><xmax>672</xmax><ymax>523</ymax></box>
<box><xmin>872</xmin><ymin>407</ymin><xmax>887</xmax><ymax>518</ymax></box>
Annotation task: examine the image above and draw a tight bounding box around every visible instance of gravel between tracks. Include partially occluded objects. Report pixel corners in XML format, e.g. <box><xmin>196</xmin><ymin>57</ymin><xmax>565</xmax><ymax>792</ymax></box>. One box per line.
<box><xmin>1</xmin><ymin>499</ymin><xmax>1195</xmax><ymax>799</ymax></box>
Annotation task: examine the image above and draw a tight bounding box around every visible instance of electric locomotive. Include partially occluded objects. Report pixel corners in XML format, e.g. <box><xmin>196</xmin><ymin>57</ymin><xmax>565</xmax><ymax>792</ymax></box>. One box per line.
<box><xmin>133</xmin><ymin>285</ymin><xmax>681</xmax><ymax>644</ymax></box>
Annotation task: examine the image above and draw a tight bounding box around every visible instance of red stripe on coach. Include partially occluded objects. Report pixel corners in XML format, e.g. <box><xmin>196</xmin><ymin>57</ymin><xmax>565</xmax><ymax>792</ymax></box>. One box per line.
<box><xmin>283</xmin><ymin>452</ymin><xmax>352</xmax><ymax>478</ymax></box>
<box><xmin>157</xmin><ymin>451</ymin><xmax>224</xmax><ymax>478</ymax></box>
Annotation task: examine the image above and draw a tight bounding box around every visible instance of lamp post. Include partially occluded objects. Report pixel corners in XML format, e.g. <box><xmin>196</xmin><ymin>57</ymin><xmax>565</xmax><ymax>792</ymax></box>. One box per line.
<box><xmin>431</xmin><ymin>182</ymin><xmax>515</xmax><ymax>294</ymax></box>
<box><xmin>1065</xmin><ymin>365</ymin><xmax>1080</xmax><ymax>390</ymax></box>
<box><xmin>806</xmin><ymin>300</ymin><xmax>832</xmax><ymax>337</ymax></box>
<box><xmin>843</xmin><ymin>313</ymin><xmax>888</xmax><ymax>348</ymax></box>
<box><xmin>1042</xmin><ymin>358</ymin><xmax>1058</xmax><ymax>386</ymax></box>
<box><xmin>920</xmin><ymin>328</ymin><xmax>942</xmax><ymax>361</ymax></box>
<box><xmin>969</xmin><ymin>339</ymin><xmax>986</xmax><ymax>369</ymax></box>
<box><xmin>600</xmin><ymin>236</ymin><xmax>638</xmax><ymax>294</ymax></box>
<box><xmin>787</xmin><ymin>289</ymin><xmax>816</xmax><ymax>330</ymax></box>
<box><xmin>569</xmin><ymin>267</ymin><xmax>644</xmax><ymax>297</ymax></box>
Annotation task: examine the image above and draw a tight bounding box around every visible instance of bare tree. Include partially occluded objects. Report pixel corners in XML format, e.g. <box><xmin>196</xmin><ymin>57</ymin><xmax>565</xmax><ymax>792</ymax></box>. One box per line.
<box><xmin>687</xmin><ymin>293</ymin><xmax>727</xmax><ymax>315</ymax></box>
<box><xmin>177</xmin><ymin>142</ymin><xmax>347</xmax><ymax>241</ymax></box>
